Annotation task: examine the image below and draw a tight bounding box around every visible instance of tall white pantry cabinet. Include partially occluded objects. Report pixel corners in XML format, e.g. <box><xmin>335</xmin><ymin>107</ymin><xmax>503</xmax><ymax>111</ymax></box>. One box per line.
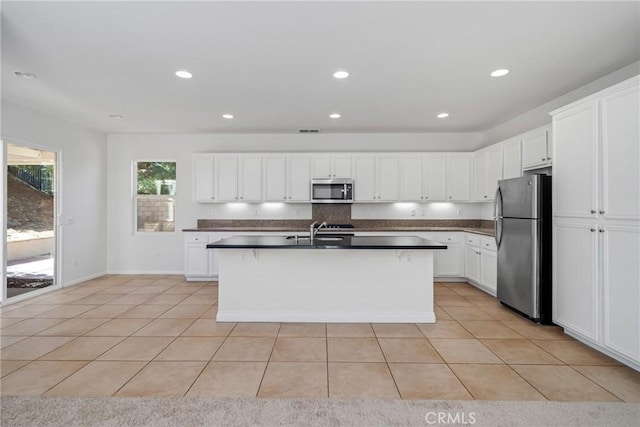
<box><xmin>550</xmin><ymin>75</ymin><xmax>639</xmax><ymax>370</ymax></box>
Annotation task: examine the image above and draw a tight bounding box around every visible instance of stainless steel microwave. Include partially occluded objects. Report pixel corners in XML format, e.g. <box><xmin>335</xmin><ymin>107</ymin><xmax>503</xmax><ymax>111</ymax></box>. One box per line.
<box><xmin>310</xmin><ymin>178</ymin><xmax>354</xmax><ymax>203</ymax></box>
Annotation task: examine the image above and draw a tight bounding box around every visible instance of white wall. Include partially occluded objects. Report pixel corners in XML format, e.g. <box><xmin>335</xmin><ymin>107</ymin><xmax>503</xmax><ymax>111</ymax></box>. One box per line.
<box><xmin>1</xmin><ymin>100</ymin><xmax>108</xmax><ymax>286</ymax></box>
<box><xmin>106</xmin><ymin>132</ymin><xmax>481</xmax><ymax>273</ymax></box>
<box><xmin>480</xmin><ymin>61</ymin><xmax>640</xmax><ymax>148</ymax></box>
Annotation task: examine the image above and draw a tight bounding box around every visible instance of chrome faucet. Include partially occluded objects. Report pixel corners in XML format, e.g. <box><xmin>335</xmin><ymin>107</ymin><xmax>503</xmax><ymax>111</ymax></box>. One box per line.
<box><xmin>309</xmin><ymin>221</ymin><xmax>327</xmax><ymax>244</ymax></box>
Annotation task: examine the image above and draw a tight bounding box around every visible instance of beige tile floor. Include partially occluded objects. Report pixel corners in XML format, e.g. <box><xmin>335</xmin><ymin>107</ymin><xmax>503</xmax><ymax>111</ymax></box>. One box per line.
<box><xmin>1</xmin><ymin>275</ymin><xmax>639</xmax><ymax>401</ymax></box>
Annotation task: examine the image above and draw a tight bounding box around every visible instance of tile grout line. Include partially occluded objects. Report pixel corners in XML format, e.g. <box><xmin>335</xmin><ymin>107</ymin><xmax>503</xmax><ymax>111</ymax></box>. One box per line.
<box><xmin>254</xmin><ymin>322</ymin><xmax>282</xmax><ymax>397</ymax></box>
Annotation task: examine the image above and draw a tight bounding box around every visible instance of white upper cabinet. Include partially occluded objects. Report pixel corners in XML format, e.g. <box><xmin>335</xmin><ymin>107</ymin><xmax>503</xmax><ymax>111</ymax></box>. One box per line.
<box><xmin>311</xmin><ymin>154</ymin><xmax>352</xmax><ymax>179</ymax></box>
<box><xmin>553</xmin><ymin>101</ymin><xmax>598</xmax><ymax>218</ymax></box>
<box><xmin>502</xmin><ymin>137</ymin><xmax>522</xmax><ymax>180</ymax></box>
<box><xmin>216</xmin><ymin>154</ymin><xmax>262</xmax><ymax>202</ymax></box>
<box><xmin>288</xmin><ymin>155</ymin><xmax>311</xmax><ymax>201</ymax></box>
<box><xmin>399</xmin><ymin>155</ymin><xmax>424</xmax><ymax>201</ymax></box>
<box><xmin>446</xmin><ymin>154</ymin><xmax>472</xmax><ymax>201</ymax></box>
<box><xmin>352</xmin><ymin>154</ymin><xmax>398</xmax><ymax>202</ymax></box>
<box><xmin>424</xmin><ymin>155</ymin><xmax>447</xmax><ymax>201</ymax></box>
<box><xmin>522</xmin><ymin>125</ymin><xmax>552</xmax><ymax>170</ymax></box>
<box><xmin>600</xmin><ymin>84</ymin><xmax>640</xmax><ymax>221</ymax></box>
<box><xmin>263</xmin><ymin>155</ymin><xmax>311</xmax><ymax>202</ymax></box>
<box><xmin>193</xmin><ymin>154</ymin><xmax>216</xmax><ymax>202</ymax></box>
<box><xmin>474</xmin><ymin>145</ymin><xmax>502</xmax><ymax>201</ymax></box>
<box><xmin>376</xmin><ymin>155</ymin><xmax>399</xmax><ymax>201</ymax></box>
<box><xmin>398</xmin><ymin>154</ymin><xmax>446</xmax><ymax>202</ymax></box>
<box><xmin>264</xmin><ymin>155</ymin><xmax>287</xmax><ymax>201</ymax></box>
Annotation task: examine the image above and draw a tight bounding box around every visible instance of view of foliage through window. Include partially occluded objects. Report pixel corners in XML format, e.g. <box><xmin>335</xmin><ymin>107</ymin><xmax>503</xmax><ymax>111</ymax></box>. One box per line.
<box><xmin>137</xmin><ymin>162</ymin><xmax>176</xmax><ymax>195</ymax></box>
<box><xmin>136</xmin><ymin>161</ymin><xmax>176</xmax><ymax>232</ymax></box>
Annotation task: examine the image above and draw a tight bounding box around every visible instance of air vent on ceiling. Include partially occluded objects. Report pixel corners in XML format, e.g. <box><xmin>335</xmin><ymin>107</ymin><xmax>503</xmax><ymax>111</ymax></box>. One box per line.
<box><xmin>299</xmin><ymin>129</ymin><xmax>320</xmax><ymax>133</ymax></box>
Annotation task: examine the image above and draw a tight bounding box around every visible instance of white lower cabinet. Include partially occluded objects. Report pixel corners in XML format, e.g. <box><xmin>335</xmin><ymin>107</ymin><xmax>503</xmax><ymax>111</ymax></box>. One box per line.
<box><xmin>431</xmin><ymin>233</ymin><xmax>464</xmax><ymax>277</ymax></box>
<box><xmin>464</xmin><ymin>233</ymin><xmax>497</xmax><ymax>295</ymax></box>
<box><xmin>184</xmin><ymin>232</ymin><xmax>231</xmax><ymax>281</ymax></box>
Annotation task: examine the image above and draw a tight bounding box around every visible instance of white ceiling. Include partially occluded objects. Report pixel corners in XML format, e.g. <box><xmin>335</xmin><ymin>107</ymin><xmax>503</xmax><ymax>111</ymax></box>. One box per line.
<box><xmin>2</xmin><ymin>1</ymin><xmax>639</xmax><ymax>134</ymax></box>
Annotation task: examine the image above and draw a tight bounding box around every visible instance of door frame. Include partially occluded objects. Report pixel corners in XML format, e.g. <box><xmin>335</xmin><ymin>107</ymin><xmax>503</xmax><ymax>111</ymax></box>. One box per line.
<box><xmin>1</xmin><ymin>137</ymin><xmax>63</xmax><ymax>305</ymax></box>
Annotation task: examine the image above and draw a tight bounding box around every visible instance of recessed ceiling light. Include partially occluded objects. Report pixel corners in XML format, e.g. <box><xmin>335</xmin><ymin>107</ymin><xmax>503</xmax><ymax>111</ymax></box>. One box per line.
<box><xmin>329</xmin><ymin>113</ymin><xmax>341</xmax><ymax>119</ymax></box>
<box><xmin>490</xmin><ymin>69</ymin><xmax>509</xmax><ymax>77</ymax></box>
<box><xmin>175</xmin><ymin>70</ymin><xmax>192</xmax><ymax>79</ymax></box>
<box><xmin>436</xmin><ymin>113</ymin><xmax>449</xmax><ymax>119</ymax></box>
<box><xmin>333</xmin><ymin>70</ymin><xmax>349</xmax><ymax>79</ymax></box>
<box><xmin>222</xmin><ymin>114</ymin><xmax>234</xmax><ymax>119</ymax></box>
<box><xmin>108</xmin><ymin>114</ymin><xmax>124</xmax><ymax>119</ymax></box>
<box><xmin>13</xmin><ymin>71</ymin><xmax>37</xmax><ymax>79</ymax></box>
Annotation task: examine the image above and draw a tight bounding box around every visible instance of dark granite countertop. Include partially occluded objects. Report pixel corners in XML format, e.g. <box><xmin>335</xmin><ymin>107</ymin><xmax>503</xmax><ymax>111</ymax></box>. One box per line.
<box><xmin>184</xmin><ymin>226</ymin><xmax>495</xmax><ymax>237</ymax></box>
<box><xmin>206</xmin><ymin>235</ymin><xmax>448</xmax><ymax>250</ymax></box>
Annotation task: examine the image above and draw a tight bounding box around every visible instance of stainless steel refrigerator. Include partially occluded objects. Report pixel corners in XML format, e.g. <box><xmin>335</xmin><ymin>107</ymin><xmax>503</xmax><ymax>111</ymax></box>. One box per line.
<box><xmin>494</xmin><ymin>175</ymin><xmax>552</xmax><ymax>324</ymax></box>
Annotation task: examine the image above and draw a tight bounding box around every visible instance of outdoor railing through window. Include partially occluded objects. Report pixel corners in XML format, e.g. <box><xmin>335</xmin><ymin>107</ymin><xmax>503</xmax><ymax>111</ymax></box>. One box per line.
<box><xmin>7</xmin><ymin>165</ymin><xmax>54</xmax><ymax>195</ymax></box>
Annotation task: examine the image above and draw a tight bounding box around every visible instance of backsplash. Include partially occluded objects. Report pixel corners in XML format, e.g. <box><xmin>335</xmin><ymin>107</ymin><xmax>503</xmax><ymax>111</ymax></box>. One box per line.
<box><xmin>193</xmin><ymin>201</ymin><xmax>494</xmax><ymax>222</ymax></box>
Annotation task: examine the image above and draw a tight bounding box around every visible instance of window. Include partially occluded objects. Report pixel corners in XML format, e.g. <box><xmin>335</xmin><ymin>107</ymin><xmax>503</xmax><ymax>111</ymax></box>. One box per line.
<box><xmin>136</xmin><ymin>161</ymin><xmax>176</xmax><ymax>232</ymax></box>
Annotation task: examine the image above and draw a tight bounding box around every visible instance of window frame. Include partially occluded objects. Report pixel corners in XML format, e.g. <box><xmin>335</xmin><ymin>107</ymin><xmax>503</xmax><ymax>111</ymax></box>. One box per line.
<box><xmin>133</xmin><ymin>159</ymin><xmax>177</xmax><ymax>235</ymax></box>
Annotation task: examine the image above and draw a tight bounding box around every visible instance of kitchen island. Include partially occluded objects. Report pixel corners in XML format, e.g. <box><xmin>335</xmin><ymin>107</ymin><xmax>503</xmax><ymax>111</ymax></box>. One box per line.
<box><xmin>207</xmin><ymin>235</ymin><xmax>447</xmax><ymax>323</ymax></box>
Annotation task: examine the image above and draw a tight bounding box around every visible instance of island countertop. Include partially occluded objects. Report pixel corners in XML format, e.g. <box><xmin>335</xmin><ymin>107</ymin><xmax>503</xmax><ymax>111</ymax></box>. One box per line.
<box><xmin>206</xmin><ymin>235</ymin><xmax>447</xmax><ymax>250</ymax></box>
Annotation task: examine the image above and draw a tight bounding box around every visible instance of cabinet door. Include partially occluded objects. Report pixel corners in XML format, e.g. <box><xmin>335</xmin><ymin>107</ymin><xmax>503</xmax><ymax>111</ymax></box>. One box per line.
<box><xmin>480</xmin><ymin>249</ymin><xmax>497</xmax><ymax>295</ymax></box>
<box><xmin>264</xmin><ymin>156</ymin><xmax>287</xmax><ymax>201</ymax></box>
<box><xmin>424</xmin><ymin>155</ymin><xmax>447</xmax><ymax>201</ymax></box>
<box><xmin>185</xmin><ymin>244</ymin><xmax>209</xmax><ymax>276</ymax></box>
<box><xmin>502</xmin><ymin>138</ymin><xmax>522</xmax><ymax>180</ymax></box>
<box><xmin>239</xmin><ymin>155</ymin><xmax>263</xmax><ymax>201</ymax></box>
<box><xmin>601</xmin><ymin>85</ymin><xmax>640</xmax><ymax>221</ymax></box>
<box><xmin>553</xmin><ymin>102</ymin><xmax>598</xmax><ymax>218</ymax></box>
<box><xmin>436</xmin><ymin>244</ymin><xmax>463</xmax><ymax>277</ymax></box>
<box><xmin>377</xmin><ymin>155</ymin><xmax>399</xmax><ymax>201</ymax></box>
<box><xmin>447</xmin><ymin>155</ymin><xmax>471</xmax><ymax>201</ymax></box>
<box><xmin>474</xmin><ymin>150</ymin><xmax>488</xmax><ymax>201</ymax></box>
<box><xmin>311</xmin><ymin>156</ymin><xmax>332</xmax><ymax>178</ymax></box>
<box><xmin>399</xmin><ymin>155</ymin><xmax>424</xmax><ymax>201</ymax></box>
<box><xmin>288</xmin><ymin>155</ymin><xmax>311</xmax><ymax>201</ymax></box>
<box><xmin>464</xmin><ymin>245</ymin><xmax>481</xmax><ymax>283</ymax></box>
<box><xmin>522</xmin><ymin>128</ymin><xmax>549</xmax><ymax>170</ymax></box>
<box><xmin>553</xmin><ymin>221</ymin><xmax>599</xmax><ymax>341</ymax></box>
<box><xmin>352</xmin><ymin>155</ymin><xmax>376</xmax><ymax>201</ymax></box>
<box><xmin>486</xmin><ymin>145</ymin><xmax>503</xmax><ymax>201</ymax></box>
<box><xmin>193</xmin><ymin>154</ymin><xmax>215</xmax><ymax>202</ymax></box>
<box><xmin>216</xmin><ymin>156</ymin><xmax>239</xmax><ymax>201</ymax></box>
<box><xmin>332</xmin><ymin>155</ymin><xmax>352</xmax><ymax>178</ymax></box>
<box><xmin>602</xmin><ymin>225</ymin><xmax>640</xmax><ymax>362</ymax></box>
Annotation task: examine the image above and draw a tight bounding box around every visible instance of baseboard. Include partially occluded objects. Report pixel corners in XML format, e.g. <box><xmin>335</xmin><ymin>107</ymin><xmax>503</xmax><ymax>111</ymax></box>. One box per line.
<box><xmin>105</xmin><ymin>270</ymin><xmax>184</xmax><ymax>275</ymax></box>
<box><xmin>435</xmin><ymin>277</ymin><xmax>468</xmax><ymax>283</ymax></box>
<box><xmin>216</xmin><ymin>310</ymin><xmax>436</xmax><ymax>323</ymax></box>
<box><xmin>563</xmin><ymin>329</ymin><xmax>640</xmax><ymax>372</ymax></box>
<box><xmin>63</xmin><ymin>272</ymin><xmax>107</xmax><ymax>288</ymax></box>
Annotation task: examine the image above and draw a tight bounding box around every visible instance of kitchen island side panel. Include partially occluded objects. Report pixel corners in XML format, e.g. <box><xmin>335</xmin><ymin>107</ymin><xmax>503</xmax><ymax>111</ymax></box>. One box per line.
<box><xmin>216</xmin><ymin>249</ymin><xmax>435</xmax><ymax>323</ymax></box>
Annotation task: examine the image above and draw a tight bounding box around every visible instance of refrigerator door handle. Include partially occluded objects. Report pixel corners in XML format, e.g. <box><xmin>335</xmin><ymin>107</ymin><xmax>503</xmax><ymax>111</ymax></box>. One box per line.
<box><xmin>494</xmin><ymin>186</ymin><xmax>503</xmax><ymax>248</ymax></box>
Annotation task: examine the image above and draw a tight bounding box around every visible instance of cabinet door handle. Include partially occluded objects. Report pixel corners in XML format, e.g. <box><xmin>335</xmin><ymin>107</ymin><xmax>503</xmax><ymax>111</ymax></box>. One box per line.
<box><xmin>449</xmin><ymin>196</ymin><xmax>452</xmax><ymax>199</ymax></box>
<box><xmin>484</xmin><ymin>195</ymin><xmax>488</xmax><ymax>198</ymax></box>
<box><xmin>425</xmin><ymin>196</ymin><xmax>428</xmax><ymax>199</ymax></box>
<box><xmin>590</xmin><ymin>228</ymin><xmax>596</xmax><ymax>232</ymax></box>
<box><xmin>599</xmin><ymin>229</ymin><xmax>605</xmax><ymax>233</ymax></box>
<box><xmin>541</xmin><ymin>158</ymin><xmax>546</xmax><ymax>161</ymax></box>
<box><xmin>590</xmin><ymin>210</ymin><xmax>596</xmax><ymax>214</ymax></box>
<box><xmin>599</xmin><ymin>210</ymin><xmax>605</xmax><ymax>214</ymax></box>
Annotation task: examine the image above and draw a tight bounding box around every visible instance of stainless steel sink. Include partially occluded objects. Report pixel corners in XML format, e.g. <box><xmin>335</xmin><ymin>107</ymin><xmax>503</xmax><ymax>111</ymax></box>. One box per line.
<box><xmin>285</xmin><ymin>235</ymin><xmax>344</xmax><ymax>242</ymax></box>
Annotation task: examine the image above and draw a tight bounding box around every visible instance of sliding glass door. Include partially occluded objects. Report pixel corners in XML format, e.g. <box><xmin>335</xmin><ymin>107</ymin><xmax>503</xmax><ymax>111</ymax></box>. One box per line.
<box><xmin>3</xmin><ymin>141</ymin><xmax>60</xmax><ymax>302</ymax></box>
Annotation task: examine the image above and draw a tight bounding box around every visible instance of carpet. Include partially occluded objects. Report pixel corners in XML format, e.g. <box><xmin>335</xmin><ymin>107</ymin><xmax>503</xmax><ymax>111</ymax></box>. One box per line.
<box><xmin>1</xmin><ymin>397</ymin><xmax>639</xmax><ymax>427</ymax></box>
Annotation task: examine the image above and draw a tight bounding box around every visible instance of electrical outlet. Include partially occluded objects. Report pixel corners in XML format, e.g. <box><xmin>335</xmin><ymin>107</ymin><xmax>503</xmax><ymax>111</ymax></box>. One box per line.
<box><xmin>410</xmin><ymin>209</ymin><xmax>416</xmax><ymax>217</ymax></box>
<box><xmin>73</xmin><ymin>259</ymin><xmax>78</xmax><ymax>267</ymax></box>
<box><xmin>210</xmin><ymin>208</ymin><xmax>215</xmax><ymax>215</ymax></box>
<box><xmin>293</xmin><ymin>208</ymin><xmax>300</xmax><ymax>217</ymax></box>
<box><xmin>457</xmin><ymin>209</ymin><xmax>462</xmax><ymax>216</ymax></box>
<box><xmin>254</xmin><ymin>208</ymin><xmax>259</xmax><ymax>217</ymax></box>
